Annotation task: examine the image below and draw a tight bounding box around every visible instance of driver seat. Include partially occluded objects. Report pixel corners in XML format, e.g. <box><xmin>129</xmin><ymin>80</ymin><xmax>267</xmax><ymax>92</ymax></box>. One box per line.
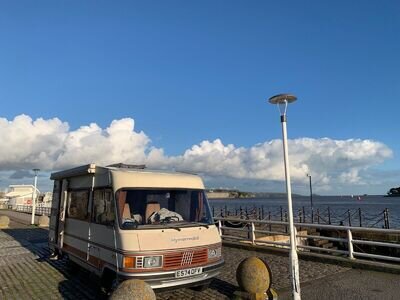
<box><xmin>145</xmin><ymin>202</ymin><xmax>160</xmax><ymax>223</ymax></box>
<box><xmin>122</xmin><ymin>203</ymin><xmax>131</xmax><ymax>219</ymax></box>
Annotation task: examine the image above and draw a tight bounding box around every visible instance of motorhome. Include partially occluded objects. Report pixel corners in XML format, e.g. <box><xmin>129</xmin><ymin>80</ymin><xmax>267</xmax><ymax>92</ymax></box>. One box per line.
<box><xmin>48</xmin><ymin>164</ymin><xmax>224</xmax><ymax>290</ymax></box>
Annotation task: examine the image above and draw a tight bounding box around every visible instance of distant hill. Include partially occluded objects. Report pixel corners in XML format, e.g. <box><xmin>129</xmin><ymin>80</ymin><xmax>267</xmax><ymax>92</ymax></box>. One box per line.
<box><xmin>385</xmin><ymin>187</ymin><xmax>400</xmax><ymax>197</ymax></box>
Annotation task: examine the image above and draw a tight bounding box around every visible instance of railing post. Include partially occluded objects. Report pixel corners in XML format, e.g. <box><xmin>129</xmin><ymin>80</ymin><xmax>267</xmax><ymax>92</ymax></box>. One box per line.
<box><xmin>280</xmin><ymin>206</ymin><xmax>283</xmax><ymax>221</ymax></box>
<box><xmin>212</xmin><ymin>206</ymin><xmax>215</xmax><ymax>217</ymax></box>
<box><xmin>268</xmin><ymin>211</ymin><xmax>272</xmax><ymax>232</ymax></box>
<box><xmin>348</xmin><ymin>210</ymin><xmax>352</xmax><ymax>227</ymax></box>
<box><xmin>262</xmin><ymin>205</ymin><xmax>264</xmax><ymax>220</ymax></box>
<box><xmin>251</xmin><ymin>222</ymin><xmax>255</xmax><ymax>245</ymax></box>
<box><xmin>358</xmin><ymin>208</ymin><xmax>362</xmax><ymax>227</ymax></box>
<box><xmin>285</xmin><ymin>211</ymin><xmax>288</xmax><ymax>233</ymax></box>
<box><xmin>386</xmin><ymin>208</ymin><xmax>390</xmax><ymax>229</ymax></box>
<box><xmin>347</xmin><ymin>229</ymin><xmax>354</xmax><ymax>259</ymax></box>
<box><xmin>218</xmin><ymin>220</ymin><xmax>222</xmax><ymax>236</ymax></box>
<box><xmin>317</xmin><ymin>209</ymin><xmax>320</xmax><ymax>224</ymax></box>
<box><xmin>328</xmin><ymin>206</ymin><xmax>331</xmax><ymax>225</ymax></box>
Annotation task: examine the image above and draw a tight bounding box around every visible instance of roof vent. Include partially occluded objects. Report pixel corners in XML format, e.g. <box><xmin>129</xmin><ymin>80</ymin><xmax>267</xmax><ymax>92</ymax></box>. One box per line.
<box><xmin>106</xmin><ymin>163</ymin><xmax>146</xmax><ymax>169</ymax></box>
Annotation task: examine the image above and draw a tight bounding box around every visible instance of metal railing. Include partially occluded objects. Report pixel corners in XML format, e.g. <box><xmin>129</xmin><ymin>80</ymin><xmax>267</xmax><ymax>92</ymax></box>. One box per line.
<box><xmin>15</xmin><ymin>205</ymin><xmax>51</xmax><ymax>216</ymax></box>
<box><xmin>212</xmin><ymin>205</ymin><xmax>392</xmax><ymax>229</ymax></box>
<box><xmin>215</xmin><ymin>217</ymin><xmax>400</xmax><ymax>264</ymax></box>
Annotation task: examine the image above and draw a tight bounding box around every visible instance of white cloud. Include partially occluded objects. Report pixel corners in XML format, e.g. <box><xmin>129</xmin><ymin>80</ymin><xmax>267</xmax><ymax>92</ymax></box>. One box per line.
<box><xmin>166</xmin><ymin>138</ymin><xmax>392</xmax><ymax>189</ymax></box>
<box><xmin>0</xmin><ymin>115</ymin><xmax>394</xmax><ymax>193</ymax></box>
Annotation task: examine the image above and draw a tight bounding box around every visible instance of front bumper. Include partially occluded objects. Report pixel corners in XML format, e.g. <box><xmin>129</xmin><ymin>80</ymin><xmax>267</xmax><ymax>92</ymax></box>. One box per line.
<box><xmin>118</xmin><ymin>259</ymin><xmax>225</xmax><ymax>289</ymax></box>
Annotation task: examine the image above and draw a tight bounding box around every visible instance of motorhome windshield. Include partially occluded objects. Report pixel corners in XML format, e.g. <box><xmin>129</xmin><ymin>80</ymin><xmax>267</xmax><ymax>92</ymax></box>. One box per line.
<box><xmin>116</xmin><ymin>189</ymin><xmax>213</xmax><ymax>229</ymax></box>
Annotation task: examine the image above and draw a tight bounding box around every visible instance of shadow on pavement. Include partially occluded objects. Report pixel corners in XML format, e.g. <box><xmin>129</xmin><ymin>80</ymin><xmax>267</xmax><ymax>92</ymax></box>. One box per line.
<box><xmin>2</xmin><ymin>226</ymin><xmax>237</xmax><ymax>299</ymax></box>
<box><xmin>209</xmin><ymin>278</ymin><xmax>238</xmax><ymax>298</ymax></box>
<box><xmin>1</xmin><ymin>226</ymin><xmax>106</xmax><ymax>299</ymax></box>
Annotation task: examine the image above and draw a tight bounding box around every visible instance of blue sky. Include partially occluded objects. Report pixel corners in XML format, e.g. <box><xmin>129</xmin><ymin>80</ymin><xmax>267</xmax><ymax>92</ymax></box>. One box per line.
<box><xmin>0</xmin><ymin>1</ymin><xmax>399</xmax><ymax>195</ymax></box>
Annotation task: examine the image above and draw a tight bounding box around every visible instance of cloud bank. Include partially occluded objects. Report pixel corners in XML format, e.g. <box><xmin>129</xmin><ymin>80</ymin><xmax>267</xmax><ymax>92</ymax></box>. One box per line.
<box><xmin>0</xmin><ymin>115</ymin><xmax>393</xmax><ymax>192</ymax></box>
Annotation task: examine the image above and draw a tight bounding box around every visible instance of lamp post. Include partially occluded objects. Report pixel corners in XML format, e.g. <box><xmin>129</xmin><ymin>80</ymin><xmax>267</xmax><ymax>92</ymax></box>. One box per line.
<box><xmin>268</xmin><ymin>93</ymin><xmax>301</xmax><ymax>300</ymax></box>
<box><xmin>307</xmin><ymin>174</ymin><xmax>314</xmax><ymax>223</ymax></box>
<box><xmin>31</xmin><ymin>168</ymin><xmax>40</xmax><ymax>225</ymax></box>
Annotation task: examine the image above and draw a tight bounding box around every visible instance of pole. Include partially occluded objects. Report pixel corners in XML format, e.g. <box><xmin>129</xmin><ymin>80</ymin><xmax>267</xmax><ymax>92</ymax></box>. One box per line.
<box><xmin>281</xmin><ymin>115</ymin><xmax>301</xmax><ymax>299</ymax></box>
<box><xmin>308</xmin><ymin>175</ymin><xmax>313</xmax><ymax>223</ymax></box>
<box><xmin>31</xmin><ymin>169</ymin><xmax>39</xmax><ymax>225</ymax></box>
<box><xmin>328</xmin><ymin>206</ymin><xmax>331</xmax><ymax>225</ymax></box>
<box><xmin>348</xmin><ymin>210</ymin><xmax>352</xmax><ymax>227</ymax></box>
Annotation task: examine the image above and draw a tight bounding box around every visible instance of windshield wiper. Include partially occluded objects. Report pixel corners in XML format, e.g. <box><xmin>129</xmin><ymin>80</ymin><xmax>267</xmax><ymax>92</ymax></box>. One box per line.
<box><xmin>161</xmin><ymin>224</ymin><xmax>182</xmax><ymax>231</ymax></box>
<box><xmin>160</xmin><ymin>218</ymin><xmax>182</xmax><ymax>231</ymax></box>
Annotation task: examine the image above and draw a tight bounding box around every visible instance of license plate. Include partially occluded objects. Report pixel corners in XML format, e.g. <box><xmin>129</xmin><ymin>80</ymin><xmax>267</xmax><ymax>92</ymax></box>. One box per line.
<box><xmin>175</xmin><ymin>267</ymin><xmax>203</xmax><ymax>278</ymax></box>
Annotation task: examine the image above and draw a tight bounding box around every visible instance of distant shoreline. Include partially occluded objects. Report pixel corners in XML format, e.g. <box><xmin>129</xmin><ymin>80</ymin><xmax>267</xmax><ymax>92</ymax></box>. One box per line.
<box><xmin>207</xmin><ymin>194</ymin><xmax>385</xmax><ymax>200</ymax></box>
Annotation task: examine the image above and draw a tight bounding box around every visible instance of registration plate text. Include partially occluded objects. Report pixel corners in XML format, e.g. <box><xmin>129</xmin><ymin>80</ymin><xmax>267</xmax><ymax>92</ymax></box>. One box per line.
<box><xmin>175</xmin><ymin>267</ymin><xmax>203</xmax><ymax>278</ymax></box>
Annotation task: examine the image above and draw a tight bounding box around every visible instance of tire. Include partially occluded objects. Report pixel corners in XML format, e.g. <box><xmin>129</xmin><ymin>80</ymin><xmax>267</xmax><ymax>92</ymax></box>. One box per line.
<box><xmin>101</xmin><ymin>269</ymin><xmax>118</xmax><ymax>295</ymax></box>
<box><xmin>66</xmin><ymin>257</ymin><xmax>80</xmax><ymax>274</ymax></box>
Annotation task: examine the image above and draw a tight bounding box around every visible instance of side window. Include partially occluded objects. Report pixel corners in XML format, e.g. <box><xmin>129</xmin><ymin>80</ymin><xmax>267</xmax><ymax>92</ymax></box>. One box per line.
<box><xmin>92</xmin><ymin>189</ymin><xmax>115</xmax><ymax>225</ymax></box>
<box><xmin>67</xmin><ymin>190</ymin><xmax>89</xmax><ymax>221</ymax></box>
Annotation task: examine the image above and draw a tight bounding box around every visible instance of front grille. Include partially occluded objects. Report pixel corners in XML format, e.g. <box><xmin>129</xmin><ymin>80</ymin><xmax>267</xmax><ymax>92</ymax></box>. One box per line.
<box><xmin>136</xmin><ymin>257</ymin><xmax>144</xmax><ymax>268</ymax></box>
<box><xmin>163</xmin><ymin>248</ymin><xmax>208</xmax><ymax>269</ymax></box>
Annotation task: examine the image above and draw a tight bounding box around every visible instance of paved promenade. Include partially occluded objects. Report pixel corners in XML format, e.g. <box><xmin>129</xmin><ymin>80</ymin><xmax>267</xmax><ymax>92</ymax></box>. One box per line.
<box><xmin>0</xmin><ymin>215</ymin><xmax>399</xmax><ymax>299</ymax></box>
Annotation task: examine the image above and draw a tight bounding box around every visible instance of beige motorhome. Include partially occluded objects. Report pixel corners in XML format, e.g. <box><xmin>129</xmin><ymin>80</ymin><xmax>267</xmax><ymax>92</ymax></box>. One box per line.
<box><xmin>48</xmin><ymin>164</ymin><xmax>223</xmax><ymax>290</ymax></box>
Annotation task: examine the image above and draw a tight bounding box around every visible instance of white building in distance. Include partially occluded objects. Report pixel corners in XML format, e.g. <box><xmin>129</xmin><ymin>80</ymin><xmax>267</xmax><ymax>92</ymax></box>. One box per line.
<box><xmin>5</xmin><ymin>185</ymin><xmax>40</xmax><ymax>208</ymax></box>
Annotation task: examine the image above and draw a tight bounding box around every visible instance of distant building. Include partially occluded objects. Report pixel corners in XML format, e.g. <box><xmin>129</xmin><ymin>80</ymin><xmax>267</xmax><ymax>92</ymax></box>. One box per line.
<box><xmin>5</xmin><ymin>185</ymin><xmax>40</xmax><ymax>208</ymax></box>
<box><xmin>40</xmin><ymin>192</ymin><xmax>53</xmax><ymax>207</ymax></box>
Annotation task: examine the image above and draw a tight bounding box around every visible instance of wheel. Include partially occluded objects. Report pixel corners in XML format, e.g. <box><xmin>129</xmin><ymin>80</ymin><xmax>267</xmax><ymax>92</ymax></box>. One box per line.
<box><xmin>66</xmin><ymin>257</ymin><xmax>80</xmax><ymax>274</ymax></box>
<box><xmin>101</xmin><ymin>269</ymin><xmax>118</xmax><ymax>295</ymax></box>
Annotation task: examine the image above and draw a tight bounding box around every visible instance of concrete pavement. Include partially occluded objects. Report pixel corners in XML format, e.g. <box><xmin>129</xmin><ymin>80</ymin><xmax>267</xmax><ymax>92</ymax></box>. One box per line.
<box><xmin>278</xmin><ymin>268</ymin><xmax>400</xmax><ymax>300</ymax></box>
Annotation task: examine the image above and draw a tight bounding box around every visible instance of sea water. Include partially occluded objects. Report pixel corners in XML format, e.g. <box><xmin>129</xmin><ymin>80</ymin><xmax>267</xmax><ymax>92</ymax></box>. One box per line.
<box><xmin>209</xmin><ymin>195</ymin><xmax>400</xmax><ymax>229</ymax></box>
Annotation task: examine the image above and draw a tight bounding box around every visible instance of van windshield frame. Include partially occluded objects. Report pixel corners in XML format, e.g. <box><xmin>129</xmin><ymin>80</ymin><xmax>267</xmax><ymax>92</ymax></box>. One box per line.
<box><xmin>116</xmin><ymin>188</ymin><xmax>214</xmax><ymax>230</ymax></box>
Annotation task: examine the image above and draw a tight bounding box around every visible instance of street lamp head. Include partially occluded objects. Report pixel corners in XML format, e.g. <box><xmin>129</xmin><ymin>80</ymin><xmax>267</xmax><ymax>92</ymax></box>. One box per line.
<box><xmin>268</xmin><ymin>93</ymin><xmax>297</xmax><ymax>117</ymax></box>
<box><xmin>268</xmin><ymin>93</ymin><xmax>297</xmax><ymax>105</ymax></box>
<box><xmin>32</xmin><ymin>168</ymin><xmax>40</xmax><ymax>175</ymax></box>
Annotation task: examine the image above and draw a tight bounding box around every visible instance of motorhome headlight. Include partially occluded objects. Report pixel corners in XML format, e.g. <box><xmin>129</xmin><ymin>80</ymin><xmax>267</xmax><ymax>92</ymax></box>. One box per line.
<box><xmin>208</xmin><ymin>247</ymin><xmax>221</xmax><ymax>259</ymax></box>
<box><xmin>143</xmin><ymin>256</ymin><xmax>162</xmax><ymax>268</ymax></box>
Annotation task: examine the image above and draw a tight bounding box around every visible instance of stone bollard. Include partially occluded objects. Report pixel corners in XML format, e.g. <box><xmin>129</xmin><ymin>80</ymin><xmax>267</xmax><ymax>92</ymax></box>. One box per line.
<box><xmin>38</xmin><ymin>215</ymin><xmax>50</xmax><ymax>227</ymax></box>
<box><xmin>0</xmin><ymin>216</ymin><xmax>10</xmax><ymax>228</ymax></box>
<box><xmin>233</xmin><ymin>256</ymin><xmax>276</xmax><ymax>300</ymax></box>
<box><xmin>110</xmin><ymin>279</ymin><xmax>156</xmax><ymax>300</ymax></box>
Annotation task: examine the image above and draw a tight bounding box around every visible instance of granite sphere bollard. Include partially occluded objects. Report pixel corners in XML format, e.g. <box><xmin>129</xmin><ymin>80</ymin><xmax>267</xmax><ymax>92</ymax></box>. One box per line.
<box><xmin>236</xmin><ymin>257</ymin><xmax>272</xmax><ymax>294</ymax></box>
<box><xmin>110</xmin><ymin>279</ymin><xmax>156</xmax><ymax>300</ymax></box>
<box><xmin>0</xmin><ymin>216</ymin><xmax>10</xmax><ymax>228</ymax></box>
<box><xmin>38</xmin><ymin>215</ymin><xmax>50</xmax><ymax>227</ymax></box>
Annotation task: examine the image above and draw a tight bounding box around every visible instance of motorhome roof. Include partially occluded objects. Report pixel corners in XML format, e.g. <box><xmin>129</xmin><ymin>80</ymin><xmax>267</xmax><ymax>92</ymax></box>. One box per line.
<box><xmin>50</xmin><ymin>164</ymin><xmax>204</xmax><ymax>190</ymax></box>
<box><xmin>50</xmin><ymin>163</ymin><xmax>199</xmax><ymax>181</ymax></box>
